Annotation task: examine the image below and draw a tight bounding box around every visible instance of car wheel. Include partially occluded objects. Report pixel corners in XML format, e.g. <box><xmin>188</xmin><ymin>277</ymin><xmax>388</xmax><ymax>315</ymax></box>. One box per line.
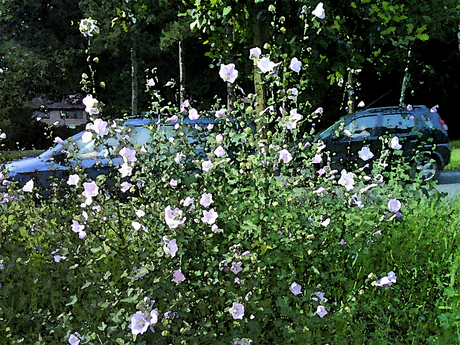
<box><xmin>410</xmin><ymin>156</ymin><xmax>440</xmax><ymax>182</ymax></box>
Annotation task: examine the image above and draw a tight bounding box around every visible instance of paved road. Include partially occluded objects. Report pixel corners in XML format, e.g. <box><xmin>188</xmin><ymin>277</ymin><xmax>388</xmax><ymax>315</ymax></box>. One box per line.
<box><xmin>435</xmin><ymin>172</ymin><xmax>460</xmax><ymax>199</ymax></box>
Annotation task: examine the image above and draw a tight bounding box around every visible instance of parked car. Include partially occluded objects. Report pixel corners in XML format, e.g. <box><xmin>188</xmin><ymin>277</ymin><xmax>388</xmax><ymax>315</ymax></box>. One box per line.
<box><xmin>312</xmin><ymin>105</ymin><xmax>451</xmax><ymax>181</ymax></box>
<box><xmin>1</xmin><ymin>117</ymin><xmax>216</xmax><ymax>192</ymax></box>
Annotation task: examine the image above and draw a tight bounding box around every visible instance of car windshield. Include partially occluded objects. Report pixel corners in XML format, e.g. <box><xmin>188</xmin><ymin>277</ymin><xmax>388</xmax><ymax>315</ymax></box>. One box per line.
<box><xmin>316</xmin><ymin>117</ymin><xmax>347</xmax><ymax>140</ymax></box>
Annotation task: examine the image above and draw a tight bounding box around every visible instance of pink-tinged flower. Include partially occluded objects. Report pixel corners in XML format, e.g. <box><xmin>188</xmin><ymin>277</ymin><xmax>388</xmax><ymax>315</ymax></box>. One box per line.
<box><xmin>147</xmin><ymin>78</ymin><xmax>155</xmax><ymax>86</ymax></box>
<box><xmin>287</xmin><ymin>88</ymin><xmax>299</xmax><ymax>101</ymax></box>
<box><xmin>174</xmin><ymin>153</ymin><xmax>183</xmax><ymax>164</ymax></box>
<box><xmin>339</xmin><ymin>239</ymin><xmax>347</xmax><ymax>245</ymax></box>
<box><xmin>132</xmin><ymin>221</ymin><xmax>147</xmax><ymax>232</ymax></box>
<box><xmin>214</xmin><ymin>145</ymin><xmax>226</xmax><ymax>157</ymax></box>
<box><xmin>201</xmin><ymin>208</ymin><xmax>219</xmax><ymax>225</ymax></box>
<box><xmin>67</xmin><ymin>174</ymin><xmax>80</xmax><ymax>186</ymax></box>
<box><xmin>129</xmin><ymin>311</ymin><xmax>150</xmax><ymax>335</ymax></box>
<box><xmin>120</xmin><ymin>181</ymin><xmax>132</xmax><ymax>192</ymax></box>
<box><xmin>312</xmin><ymin>153</ymin><xmax>322</xmax><ymax>164</ymax></box>
<box><xmin>388</xmin><ymin>199</ymin><xmax>401</xmax><ymax>213</ymax></box>
<box><xmin>202</xmin><ymin>160</ymin><xmax>213</xmax><ymax>173</ymax></box>
<box><xmin>358</xmin><ymin>101</ymin><xmax>365</xmax><ymax>108</ymax></box>
<box><xmin>219</xmin><ymin>63</ymin><xmax>238</xmax><ymax>83</ymax></box>
<box><xmin>165</xmin><ymin>206</ymin><xmax>186</xmax><ymax>229</ymax></box>
<box><xmin>207</xmin><ymin>124</ymin><xmax>214</xmax><ymax>130</ymax></box>
<box><xmin>91</xmin><ymin>118</ymin><xmax>108</xmax><ymax>136</ymax></box>
<box><xmin>168</xmin><ymin>115</ymin><xmax>178</xmax><ymax>123</ymax></box>
<box><xmin>81</xmin><ymin>131</ymin><xmax>93</xmax><ymax>143</ymax></box>
<box><xmin>313</xmin><ymin>187</ymin><xmax>326</xmax><ymax>194</ymax></box>
<box><xmin>68</xmin><ymin>332</ymin><xmax>80</xmax><ymax>345</ymax></box>
<box><xmin>54</xmin><ymin>136</ymin><xmax>64</xmax><ymax>145</ymax></box>
<box><xmin>290</xmin><ymin>57</ymin><xmax>301</xmax><ymax>73</ymax></box>
<box><xmin>183</xmin><ymin>197</ymin><xmax>194</xmax><ymax>208</ymax></box>
<box><xmin>22</xmin><ymin>179</ymin><xmax>34</xmax><ymax>192</ymax></box>
<box><xmin>82</xmin><ymin>181</ymin><xmax>98</xmax><ymax>205</ymax></box>
<box><xmin>284</xmin><ymin>109</ymin><xmax>303</xmax><ymax>129</ymax></box>
<box><xmin>216</xmin><ymin>134</ymin><xmax>223</xmax><ymax>142</ymax></box>
<box><xmin>229</xmin><ymin>302</ymin><xmax>245</xmax><ymax>320</ymax></box>
<box><xmin>54</xmin><ymin>255</ymin><xmax>66</xmax><ymax>262</ymax></box>
<box><xmin>163</xmin><ymin>237</ymin><xmax>178</xmax><ymax>258</ymax></box>
<box><xmin>430</xmin><ymin>105</ymin><xmax>438</xmax><ymax>113</ymax></box>
<box><xmin>257</xmin><ymin>57</ymin><xmax>277</xmax><ymax>73</ymax></box>
<box><xmin>82</xmin><ymin>95</ymin><xmax>99</xmax><ymax>115</ymax></box>
<box><xmin>315</xmin><ymin>107</ymin><xmax>323</xmax><ymax>114</ymax></box>
<box><xmin>136</xmin><ymin>209</ymin><xmax>145</xmax><ymax>218</ymax></box>
<box><xmin>249</xmin><ymin>47</ymin><xmax>261</xmax><ymax>60</ymax></box>
<box><xmin>321</xmin><ymin>218</ymin><xmax>330</xmax><ymax>227</ymax></box>
<box><xmin>211</xmin><ymin>224</ymin><xmax>222</xmax><ymax>233</ymax></box>
<box><xmin>181</xmin><ymin>100</ymin><xmax>190</xmax><ymax>112</ymax></box>
<box><xmin>200</xmin><ymin>193</ymin><xmax>213</xmax><ymax>207</ymax></box>
<box><xmin>172</xmin><ymin>270</ymin><xmax>185</xmax><ymax>285</ymax></box>
<box><xmin>279</xmin><ymin>149</ymin><xmax>293</xmax><ymax>164</ymax></box>
<box><xmin>312</xmin><ymin>291</ymin><xmax>325</xmax><ymax>302</ymax></box>
<box><xmin>358</xmin><ymin>146</ymin><xmax>374</xmax><ymax>161</ymax></box>
<box><xmin>375</xmin><ymin>271</ymin><xmax>396</xmax><ymax>287</ymax></box>
<box><xmin>71</xmin><ymin>220</ymin><xmax>86</xmax><ymax>239</ymax></box>
<box><xmin>170</xmin><ymin>179</ymin><xmax>178</xmax><ymax>187</ymax></box>
<box><xmin>188</xmin><ymin>108</ymin><xmax>200</xmax><ymax>120</ymax></box>
<box><xmin>290</xmin><ymin>282</ymin><xmax>302</xmax><ymax>296</ymax></box>
<box><xmin>316</xmin><ymin>305</ymin><xmax>327</xmax><ymax>318</ymax></box>
<box><xmin>231</xmin><ymin>262</ymin><xmax>242</xmax><ymax>275</ymax></box>
<box><xmin>338</xmin><ymin>169</ymin><xmax>355</xmax><ymax>191</ymax></box>
<box><xmin>216</xmin><ymin>109</ymin><xmax>226</xmax><ymax>118</ymax></box>
<box><xmin>118</xmin><ymin>163</ymin><xmax>133</xmax><ymax>178</ymax></box>
<box><xmin>119</xmin><ymin>147</ymin><xmax>137</xmax><ymax>163</ymax></box>
<box><xmin>82</xmin><ymin>181</ymin><xmax>98</xmax><ymax>197</ymax></box>
<box><xmin>312</xmin><ymin>2</ymin><xmax>325</xmax><ymax>19</ymax></box>
<box><xmin>390</xmin><ymin>137</ymin><xmax>402</xmax><ymax>150</ymax></box>
<box><xmin>407</xmin><ymin>104</ymin><xmax>413</xmax><ymax>111</ymax></box>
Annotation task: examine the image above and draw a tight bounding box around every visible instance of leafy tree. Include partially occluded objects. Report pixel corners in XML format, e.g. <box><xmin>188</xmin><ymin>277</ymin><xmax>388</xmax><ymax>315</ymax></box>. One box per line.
<box><xmin>0</xmin><ymin>0</ymin><xmax>86</xmax><ymax>107</ymax></box>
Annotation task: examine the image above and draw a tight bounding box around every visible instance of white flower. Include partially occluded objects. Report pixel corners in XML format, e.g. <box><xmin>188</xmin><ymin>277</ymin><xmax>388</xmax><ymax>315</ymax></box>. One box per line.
<box><xmin>279</xmin><ymin>149</ymin><xmax>293</xmax><ymax>164</ymax></box>
<box><xmin>290</xmin><ymin>57</ymin><xmax>301</xmax><ymax>73</ymax></box>
<box><xmin>358</xmin><ymin>146</ymin><xmax>374</xmax><ymax>161</ymax></box>
<box><xmin>338</xmin><ymin>169</ymin><xmax>355</xmax><ymax>191</ymax></box>
<box><xmin>390</xmin><ymin>137</ymin><xmax>402</xmax><ymax>150</ymax></box>
<box><xmin>257</xmin><ymin>57</ymin><xmax>278</xmax><ymax>73</ymax></box>
<box><xmin>312</xmin><ymin>2</ymin><xmax>325</xmax><ymax>19</ymax></box>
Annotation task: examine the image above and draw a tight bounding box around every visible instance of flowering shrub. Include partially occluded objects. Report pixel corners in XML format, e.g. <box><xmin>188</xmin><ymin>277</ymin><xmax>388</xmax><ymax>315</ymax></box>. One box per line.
<box><xmin>1</xmin><ymin>11</ymin><xmax>459</xmax><ymax>345</ymax></box>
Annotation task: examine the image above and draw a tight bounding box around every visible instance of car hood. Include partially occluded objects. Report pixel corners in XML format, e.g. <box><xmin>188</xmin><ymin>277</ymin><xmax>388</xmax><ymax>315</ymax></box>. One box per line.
<box><xmin>4</xmin><ymin>156</ymin><xmax>68</xmax><ymax>177</ymax></box>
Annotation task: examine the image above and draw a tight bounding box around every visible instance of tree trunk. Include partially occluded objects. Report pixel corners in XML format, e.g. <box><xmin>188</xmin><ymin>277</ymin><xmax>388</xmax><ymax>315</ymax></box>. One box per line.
<box><xmin>225</xmin><ymin>23</ymin><xmax>235</xmax><ymax>111</ymax></box>
<box><xmin>399</xmin><ymin>49</ymin><xmax>411</xmax><ymax>107</ymax></box>
<box><xmin>131</xmin><ymin>38</ymin><xmax>138</xmax><ymax>116</ymax></box>
<box><xmin>253</xmin><ymin>6</ymin><xmax>268</xmax><ymax>114</ymax></box>
<box><xmin>179</xmin><ymin>40</ymin><xmax>185</xmax><ymax>107</ymax></box>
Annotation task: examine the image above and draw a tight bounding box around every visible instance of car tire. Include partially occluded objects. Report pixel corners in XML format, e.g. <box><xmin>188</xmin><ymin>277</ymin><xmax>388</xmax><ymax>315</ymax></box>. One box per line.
<box><xmin>409</xmin><ymin>155</ymin><xmax>440</xmax><ymax>182</ymax></box>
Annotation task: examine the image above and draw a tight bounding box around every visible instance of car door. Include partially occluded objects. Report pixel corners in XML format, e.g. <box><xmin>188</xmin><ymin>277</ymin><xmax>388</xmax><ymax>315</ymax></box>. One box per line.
<box><xmin>345</xmin><ymin>114</ymin><xmax>380</xmax><ymax>169</ymax></box>
<box><xmin>381</xmin><ymin>112</ymin><xmax>418</xmax><ymax>153</ymax></box>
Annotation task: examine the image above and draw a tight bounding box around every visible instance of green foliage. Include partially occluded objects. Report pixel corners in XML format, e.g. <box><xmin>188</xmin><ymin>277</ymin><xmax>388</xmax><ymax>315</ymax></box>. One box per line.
<box><xmin>1</xmin><ymin>62</ymin><xmax>460</xmax><ymax>344</ymax></box>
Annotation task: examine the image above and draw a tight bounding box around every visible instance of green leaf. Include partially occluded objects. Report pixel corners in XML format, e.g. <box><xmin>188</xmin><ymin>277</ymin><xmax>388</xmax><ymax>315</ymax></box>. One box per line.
<box><xmin>222</xmin><ymin>6</ymin><xmax>231</xmax><ymax>17</ymax></box>
<box><xmin>66</xmin><ymin>295</ymin><xmax>78</xmax><ymax>306</ymax></box>
<box><xmin>416</xmin><ymin>33</ymin><xmax>429</xmax><ymax>41</ymax></box>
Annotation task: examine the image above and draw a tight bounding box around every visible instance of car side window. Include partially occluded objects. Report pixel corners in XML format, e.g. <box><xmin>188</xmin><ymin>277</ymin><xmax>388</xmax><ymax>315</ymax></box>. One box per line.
<box><xmin>344</xmin><ymin>116</ymin><xmax>376</xmax><ymax>138</ymax></box>
<box><xmin>382</xmin><ymin>114</ymin><xmax>415</xmax><ymax>134</ymax></box>
<box><xmin>130</xmin><ymin>126</ymin><xmax>152</xmax><ymax>147</ymax></box>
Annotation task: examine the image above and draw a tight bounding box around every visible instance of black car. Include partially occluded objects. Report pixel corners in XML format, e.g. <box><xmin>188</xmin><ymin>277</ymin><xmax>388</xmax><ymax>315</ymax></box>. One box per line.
<box><xmin>313</xmin><ymin>105</ymin><xmax>451</xmax><ymax>181</ymax></box>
